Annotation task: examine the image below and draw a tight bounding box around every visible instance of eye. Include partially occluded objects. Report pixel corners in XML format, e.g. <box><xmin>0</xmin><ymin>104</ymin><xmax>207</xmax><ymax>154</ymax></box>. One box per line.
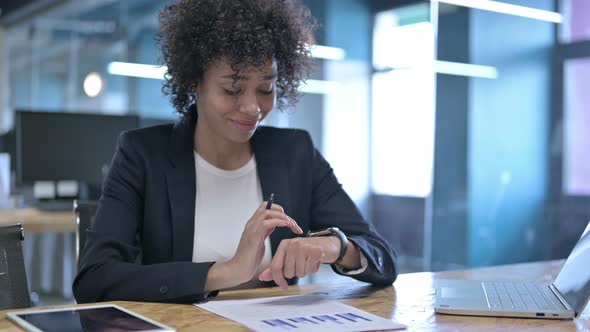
<box><xmin>258</xmin><ymin>88</ymin><xmax>274</xmax><ymax>95</ymax></box>
<box><xmin>224</xmin><ymin>88</ymin><xmax>241</xmax><ymax>96</ymax></box>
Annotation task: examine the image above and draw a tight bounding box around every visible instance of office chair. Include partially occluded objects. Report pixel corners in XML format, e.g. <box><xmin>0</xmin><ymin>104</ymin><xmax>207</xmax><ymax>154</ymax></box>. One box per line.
<box><xmin>0</xmin><ymin>223</ymin><xmax>31</xmax><ymax>309</ymax></box>
<box><xmin>74</xmin><ymin>200</ymin><xmax>99</xmax><ymax>266</ymax></box>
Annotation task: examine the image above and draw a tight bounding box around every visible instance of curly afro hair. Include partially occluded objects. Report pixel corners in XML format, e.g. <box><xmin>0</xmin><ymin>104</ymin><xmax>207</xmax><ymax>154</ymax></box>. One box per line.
<box><xmin>156</xmin><ymin>0</ymin><xmax>317</xmax><ymax>118</ymax></box>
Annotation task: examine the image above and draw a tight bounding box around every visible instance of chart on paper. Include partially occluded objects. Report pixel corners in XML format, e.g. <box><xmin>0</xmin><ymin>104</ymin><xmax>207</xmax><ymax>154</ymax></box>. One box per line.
<box><xmin>262</xmin><ymin>312</ymin><xmax>377</xmax><ymax>330</ymax></box>
<box><xmin>195</xmin><ymin>294</ymin><xmax>406</xmax><ymax>332</ymax></box>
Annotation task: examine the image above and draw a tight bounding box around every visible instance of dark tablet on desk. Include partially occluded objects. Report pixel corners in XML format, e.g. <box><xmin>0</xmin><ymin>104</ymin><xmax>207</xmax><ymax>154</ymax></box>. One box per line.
<box><xmin>7</xmin><ymin>304</ymin><xmax>175</xmax><ymax>332</ymax></box>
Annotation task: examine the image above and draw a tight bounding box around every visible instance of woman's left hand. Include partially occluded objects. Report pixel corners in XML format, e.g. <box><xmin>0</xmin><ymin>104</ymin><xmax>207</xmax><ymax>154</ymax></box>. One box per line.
<box><xmin>258</xmin><ymin>235</ymin><xmax>341</xmax><ymax>290</ymax></box>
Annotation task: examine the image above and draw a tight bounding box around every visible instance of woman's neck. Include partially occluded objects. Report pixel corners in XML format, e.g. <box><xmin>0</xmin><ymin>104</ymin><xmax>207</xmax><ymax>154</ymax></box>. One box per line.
<box><xmin>194</xmin><ymin>121</ymin><xmax>252</xmax><ymax>170</ymax></box>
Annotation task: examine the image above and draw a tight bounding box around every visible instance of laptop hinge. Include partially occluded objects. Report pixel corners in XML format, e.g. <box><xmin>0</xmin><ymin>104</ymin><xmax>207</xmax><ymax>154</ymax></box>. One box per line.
<box><xmin>550</xmin><ymin>284</ymin><xmax>574</xmax><ymax>312</ymax></box>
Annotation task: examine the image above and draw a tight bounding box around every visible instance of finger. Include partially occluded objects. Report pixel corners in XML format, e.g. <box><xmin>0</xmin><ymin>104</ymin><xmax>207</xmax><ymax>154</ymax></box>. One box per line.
<box><xmin>270</xmin><ymin>240</ymin><xmax>289</xmax><ymax>290</ymax></box>
<box><xmin>261</xmin><ymin>210</ymin><xmax>292</xmax><ymax>221</ymax></box>
<box><xmin>266</xmin><ymin>204</ymin><xmax>303</xmax><ymax>235</ymax></box>
<box><xmin>257</xmin><ymin>201</ymin><xmax>270</xmax><ymax>214</ymax></box>
<box><xmin>256</xmin><ymin>201</ymin><xmax>289</xmax><ymax>216</ymax></box>
<box><xmin>247</xmin><ymin>202</ymin><xmax>275</xmax><ymax>226</ymax></box>
<box><xmin>251</xmin><ymin>219</ymin><xmax>290</xmax><ymax>242</ymax></box>
<box><xmin>260</xmin><ymin>214</ymin><xmax>301</xmax><ymax>235</ymax></box>
<box><xmin>259</xmin><ymin>267</ymin><xmax>272</xmax><ymax>281</ymax></box>
<box><xmin>260</xmin><ymin>219</ymin><xmax>294</xmax><ymax>234</ymax></box>
<box><xmin>253</xmin><ymin>219</ymin><xmax>286</xmax><ymax>237</ymax></box>
<box><xmin>269</xmin><ymin>203</ymin><xmax>285</xmax><ymax>213</ymax></box>
<box><xmin>287</xmin><ymin>216</ymin><xmax>303</xmax><ymax>234</ymax></box>
<box><xmin>254</xmin><ymin>202</ymin><xmax>303</xmax><ymax>234</ymax></box>
<box><xmin>295</xmin><ymin>246</ymin><xmax>308</xmax><ymax>278</ymax></box>
<box><xmin>263</xmin><ymin>210</ymin><xmax>302</xmax><ymax>234</ymax></box>
<box><xmin>283</xmin><ymin>242</ymin><xmax>297</xmax><ymax>279</ymax></box>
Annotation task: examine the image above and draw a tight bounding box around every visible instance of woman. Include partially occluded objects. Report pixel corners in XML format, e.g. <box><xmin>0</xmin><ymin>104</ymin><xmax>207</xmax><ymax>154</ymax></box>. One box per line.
<box><xmin>74</xmin><ymin>0</ymin><xmax>397</xmax><ymax>303</ymax></box>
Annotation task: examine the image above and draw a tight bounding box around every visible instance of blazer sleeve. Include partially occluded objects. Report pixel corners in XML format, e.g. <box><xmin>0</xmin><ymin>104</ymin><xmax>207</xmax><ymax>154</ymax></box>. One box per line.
<box><xmin>304</xmin><ymin>132</ymin><xmax>399</xmax><ymax>286</ymax></box>
<box><xmin>73</xmin><ymin>131</ymin><xmax>217</xmax><ymax>303</ymax></box>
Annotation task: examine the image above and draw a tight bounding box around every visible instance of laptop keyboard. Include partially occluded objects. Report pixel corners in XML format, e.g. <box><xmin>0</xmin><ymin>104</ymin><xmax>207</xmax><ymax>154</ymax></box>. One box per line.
<box><xmin>482</xmin><ymin>282</ymin><xmax>564</xmax><ymax>311</ymax></box>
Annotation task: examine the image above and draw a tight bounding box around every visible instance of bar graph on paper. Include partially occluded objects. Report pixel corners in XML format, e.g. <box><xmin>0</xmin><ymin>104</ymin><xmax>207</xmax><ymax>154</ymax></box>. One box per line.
<box><xmin>195</xmin><ymin>295</ymin><xmax>405</xmax><ymax>332</ymax></box>
<box><xmin>262</xmin><ymin>312</ymin><xmax>374</xmax><ymax>330</ymax></box>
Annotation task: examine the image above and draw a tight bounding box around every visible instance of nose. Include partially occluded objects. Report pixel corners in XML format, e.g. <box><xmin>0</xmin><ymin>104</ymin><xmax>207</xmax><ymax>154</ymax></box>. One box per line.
<box><xmin>239</xmin><ymin>93</ymin><xmax>261</xmax><ymax>117</ymax></box>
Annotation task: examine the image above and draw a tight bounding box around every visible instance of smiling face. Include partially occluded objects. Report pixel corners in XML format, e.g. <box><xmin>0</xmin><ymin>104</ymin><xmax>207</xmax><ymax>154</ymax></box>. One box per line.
<box><xmin>195</xmin><ymin>58</ymin><xmax>277</xmax><ymax>145</ymax></box>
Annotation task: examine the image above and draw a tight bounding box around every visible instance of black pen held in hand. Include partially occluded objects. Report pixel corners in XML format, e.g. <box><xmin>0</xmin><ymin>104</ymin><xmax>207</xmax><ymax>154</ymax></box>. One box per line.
<box><xmin>266</xmin><ymin>193</ymin><xmax>274</xmax><ymax>210</ymax></box>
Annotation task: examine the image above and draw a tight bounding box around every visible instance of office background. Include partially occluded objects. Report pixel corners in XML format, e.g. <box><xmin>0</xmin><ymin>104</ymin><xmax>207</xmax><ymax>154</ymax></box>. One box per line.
<box><xmin>0</xmin><ymin>0</ymin><xmax>589</xmax><ymax>305</ymax></box>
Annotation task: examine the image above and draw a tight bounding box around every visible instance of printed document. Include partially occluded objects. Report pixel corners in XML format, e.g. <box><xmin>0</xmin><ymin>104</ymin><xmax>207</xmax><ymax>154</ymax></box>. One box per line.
<box><xmin>195</xmin><ymin>294</ymin><xmax>406</xmax><ymax>332</ymax></box>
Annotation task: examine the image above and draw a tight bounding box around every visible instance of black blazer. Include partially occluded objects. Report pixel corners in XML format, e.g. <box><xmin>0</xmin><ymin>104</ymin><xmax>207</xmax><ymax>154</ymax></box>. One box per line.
<box><xmin>73</xmin><ymin>114</ymin><xmax>398</xmax><ymax>303</ymax></box>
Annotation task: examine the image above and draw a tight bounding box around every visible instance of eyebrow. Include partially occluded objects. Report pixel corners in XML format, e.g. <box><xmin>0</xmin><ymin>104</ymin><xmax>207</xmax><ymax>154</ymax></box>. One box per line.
<box><xmin>221</xmin><ymin>73</ymin><xmax>277</xmax><ymax>81</ymax></box>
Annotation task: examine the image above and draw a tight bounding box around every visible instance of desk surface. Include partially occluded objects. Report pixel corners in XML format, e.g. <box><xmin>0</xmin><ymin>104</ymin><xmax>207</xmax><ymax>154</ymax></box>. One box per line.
<box><xmin>0</xmin><ymin>208</ymin><xmax>75</xmax><ymax>233</ymax></box>
<box><xmin>1</xmin><ymin>260</ymin><xmax>588</xmax><ymax>331</ymax></box>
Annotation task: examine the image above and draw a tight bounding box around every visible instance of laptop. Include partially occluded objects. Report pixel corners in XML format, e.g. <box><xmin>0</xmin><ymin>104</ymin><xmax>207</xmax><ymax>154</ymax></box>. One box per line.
<box><xmin>434</xmin><ymin>221</ymin><xmax>590</xmax><ymax>319</ymax></box>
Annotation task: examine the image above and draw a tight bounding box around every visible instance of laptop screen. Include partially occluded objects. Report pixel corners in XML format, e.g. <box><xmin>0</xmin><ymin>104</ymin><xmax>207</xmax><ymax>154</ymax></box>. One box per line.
<box><xmin>553</xmin><ymin>222</ymin><xmax>590</xmax><ymax>315</ymax></box>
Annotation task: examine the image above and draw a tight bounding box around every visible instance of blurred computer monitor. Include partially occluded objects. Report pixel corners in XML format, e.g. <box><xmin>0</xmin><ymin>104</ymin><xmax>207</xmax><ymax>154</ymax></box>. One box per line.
<box><xmin>0</xmin><ymin>129</ymin><xmax>16</xmax><ymax>172</ymax></box>
<box><xmin>15</xmin><ymin>110</ymin><xmax>139</xmax><ymax>198</ymax></box>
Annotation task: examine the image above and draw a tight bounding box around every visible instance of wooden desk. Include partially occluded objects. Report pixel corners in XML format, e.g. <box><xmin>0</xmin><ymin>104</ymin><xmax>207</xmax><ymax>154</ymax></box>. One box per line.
<box><xmin>0</xmin><ymin>208</ymin><xmax>75</xmax><ymax>233</ymax></box>
<box><xmin>1</xmin><ymin>260</ymin><xmax>588</xmax><ymax>331</ymax></box>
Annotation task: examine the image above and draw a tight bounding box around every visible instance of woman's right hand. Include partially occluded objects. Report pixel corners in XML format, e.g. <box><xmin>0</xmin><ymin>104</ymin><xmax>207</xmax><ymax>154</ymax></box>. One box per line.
<box><xmin>204</xmin><ymin>201</ymin><xmax>303</xmax><ymax>291</ymax></box>
<box><xmin>230</xmin><ymin>201</ymin><xmax>303</xmax><ymax>284</ymax></box>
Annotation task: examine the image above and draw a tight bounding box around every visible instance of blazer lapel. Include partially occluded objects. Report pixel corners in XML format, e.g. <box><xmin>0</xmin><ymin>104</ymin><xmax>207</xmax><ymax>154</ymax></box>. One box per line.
<box><xmin>166</xmin><ymin>116</ymin><xmax>197</xmax><ymax>262</ymax></box>
<box><xmin>252</xmin><ymin>128</ymin><xmax>293</xmax><ymax>255</ymax></box>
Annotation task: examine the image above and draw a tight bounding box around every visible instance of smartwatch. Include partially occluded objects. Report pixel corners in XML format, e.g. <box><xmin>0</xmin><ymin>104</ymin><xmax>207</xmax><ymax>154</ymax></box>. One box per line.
<box><xmin>307</xmin><ymin>227</ymin><xmax>348</xmax><ymax>265</ymax></box>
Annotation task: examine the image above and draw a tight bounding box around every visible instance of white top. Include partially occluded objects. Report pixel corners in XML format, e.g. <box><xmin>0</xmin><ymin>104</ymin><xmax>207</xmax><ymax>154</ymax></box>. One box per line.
<box><xmin>192</xmin><ymin>152</ymin><xmax>369</xmax><ymax>288</ymax></box>
<box><xmin>192</xmin><ymin>152</ymin><xmax>272</xmax><ymax>287</ymax></box>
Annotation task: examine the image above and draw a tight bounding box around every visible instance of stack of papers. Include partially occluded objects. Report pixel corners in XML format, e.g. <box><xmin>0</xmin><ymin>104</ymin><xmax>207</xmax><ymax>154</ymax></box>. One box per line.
<box><xmin>195</xmin><ymin>294</ymin><xmax>406</xmax><ymax>332</ymax></box>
